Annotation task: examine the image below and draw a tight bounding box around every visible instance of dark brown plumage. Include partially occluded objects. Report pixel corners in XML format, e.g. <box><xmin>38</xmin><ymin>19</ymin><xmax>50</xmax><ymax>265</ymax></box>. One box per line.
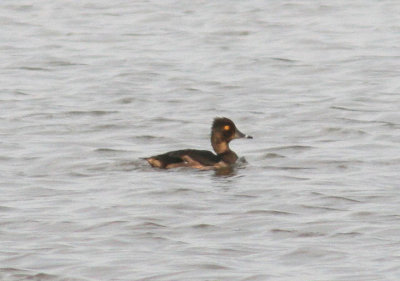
<box><xmin>144</xmin><ymin>117</ymin><xmax>252</xmax><ymax>169</ymax></box>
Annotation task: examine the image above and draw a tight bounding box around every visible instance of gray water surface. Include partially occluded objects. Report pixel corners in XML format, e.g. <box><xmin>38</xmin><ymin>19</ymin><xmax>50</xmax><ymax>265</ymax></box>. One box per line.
<box><xmin>1</xmin><ymin>1</ymin><xmax>400</xmax><ymax>280</ymax></box>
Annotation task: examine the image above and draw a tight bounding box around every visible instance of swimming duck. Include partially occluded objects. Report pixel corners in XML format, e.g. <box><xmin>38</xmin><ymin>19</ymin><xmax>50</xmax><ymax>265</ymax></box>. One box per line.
<box><xmin>144</xmin><ymin>117</ymin><xmax>252</xmax><ymax>169</ymax></box>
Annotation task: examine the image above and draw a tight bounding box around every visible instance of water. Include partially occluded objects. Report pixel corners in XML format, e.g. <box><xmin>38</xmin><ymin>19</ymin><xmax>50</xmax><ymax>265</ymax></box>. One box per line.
<box><xmin>1</xmin><ymin>0</ymin><xmax>400</xmax><ymax>280</ymax></box>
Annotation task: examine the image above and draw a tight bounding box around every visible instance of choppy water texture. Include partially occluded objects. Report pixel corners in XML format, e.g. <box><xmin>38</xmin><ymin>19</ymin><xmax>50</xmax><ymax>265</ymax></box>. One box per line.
<box><xmin>1</xmin><ymin>0</ymin><xmax>400</xmax><ymax>280</ymax></box>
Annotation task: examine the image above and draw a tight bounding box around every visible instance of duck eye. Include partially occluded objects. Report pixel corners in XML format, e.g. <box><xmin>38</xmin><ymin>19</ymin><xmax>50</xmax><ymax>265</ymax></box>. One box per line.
<box><xmin>223</xmin><ymin>125</ymin><xmax>230</xmax><ymax>131</ymax></box>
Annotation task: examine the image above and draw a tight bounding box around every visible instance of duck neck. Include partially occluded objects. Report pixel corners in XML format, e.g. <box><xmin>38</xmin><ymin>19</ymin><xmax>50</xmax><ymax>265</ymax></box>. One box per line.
<box><xmin>211</xmin><ymin>133</ymin><xmax>230</xmax><ymax>154</ymax></box>
<box><xmin>211</xmin><ymin>134</ymin><xmax>238</xmax><ymax>164</ymax></box>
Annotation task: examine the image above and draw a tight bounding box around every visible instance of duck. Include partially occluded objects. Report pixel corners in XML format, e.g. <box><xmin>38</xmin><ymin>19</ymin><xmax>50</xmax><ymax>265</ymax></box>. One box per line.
<box><xmin>144</xmin><ymin>117</ymin><xmax>252</xmax><ymax>169</ymax></box>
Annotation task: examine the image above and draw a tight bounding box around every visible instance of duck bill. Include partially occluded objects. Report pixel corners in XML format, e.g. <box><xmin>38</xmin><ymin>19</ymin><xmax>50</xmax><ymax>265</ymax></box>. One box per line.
<box><xmin>234</xmin><ymin>129</ymin><xmax>253</xmax><ymax>139</ymax></box>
